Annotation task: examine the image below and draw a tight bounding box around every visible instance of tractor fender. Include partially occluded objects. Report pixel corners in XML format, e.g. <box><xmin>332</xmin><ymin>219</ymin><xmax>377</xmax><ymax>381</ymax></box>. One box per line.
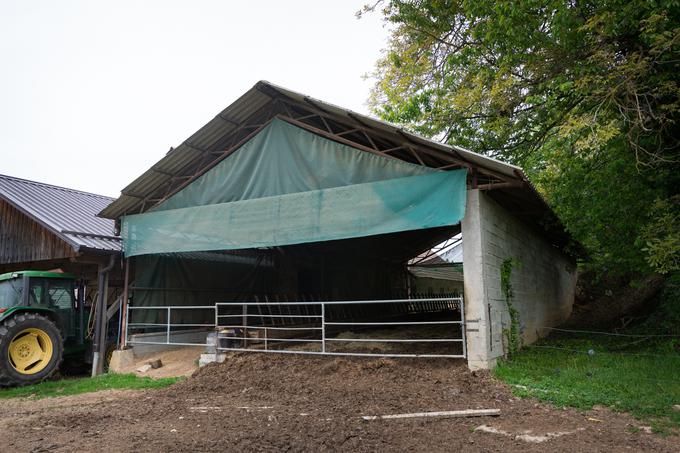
<box><xmin>0</xmin><ymin>306</ymin><xmax>57</xmax><ymax>325</ymax></box>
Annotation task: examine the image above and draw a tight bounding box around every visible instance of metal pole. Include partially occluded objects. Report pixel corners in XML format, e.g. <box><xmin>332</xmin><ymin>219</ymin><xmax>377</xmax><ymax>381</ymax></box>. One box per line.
<box><xmin>242</xmin><ymin>303</ymin><xmax>247</xmax><ymax>347</ymax></box>
<box><xmin>92</xmin><ymin>254</ymin><xmax>115</xmax><ymax>377</ymax></box>
<box><xmin>321</xmin><ymin>302</ymin><xmax>326</xmax><ymax>353</ymax></box>
<box><xmin>125</xmin><ymin>305</ymin><xmax>130</xmax><ymax>348</ymax></box>
<box><xmin>166</xmin><ymin>307</ymin><xmax>171</xmax><ymax>344</ymax></box>
<box><xmin>460</xmin><ymin>296</ymin><xmax>467</xmax><ymax>359</ymax></box>
<box><xmin>116</xmin><ymin>299</ymin><xmax>122</xmax><ymax>347</ymax></box>
<box><xmin>91</xmin><ymin>264</ymin><xmax>104</xmax><ymax>377</ymax></box>
<box><xmin>214</xmin><ymin>304</ymin><xmax>219</xmax><ymax>362</ymax></box>
<box><xmin>77</xmin><ymin>280</ymin><xmax>85</xmax><ymax>345</ymax></box>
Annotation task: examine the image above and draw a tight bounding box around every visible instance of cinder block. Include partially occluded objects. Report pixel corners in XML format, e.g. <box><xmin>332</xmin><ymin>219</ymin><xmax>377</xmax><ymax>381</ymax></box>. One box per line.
<box><xmin>108</xmin><ymin>348</ymin><xmax>135</xmax><ymax>373</ymax></box>
<box><xmin>199</xmin><ymin>353</ymin><xmax>228</xmax><ymax>367</ymax></box>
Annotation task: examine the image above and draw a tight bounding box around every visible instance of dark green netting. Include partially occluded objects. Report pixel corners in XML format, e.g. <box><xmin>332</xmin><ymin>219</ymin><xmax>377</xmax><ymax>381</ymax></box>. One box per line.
<box><xmin>122</xmin><ymin>170</ymin><xmax>467</xmax><ymax>257</ymax></box>
<box><xmin>129</xmin><ymin>253</ymin><xmax>276</xmax><ymax>325</ymax></box>
<box><xmin>122</xmin><ymin>119</ymin><xmax>466</xmax><ymax>257</ymax></box>
<box><xmin>124</xmin><ymin>119</ymin><xmax>468</xmax><ymax>328</ymax></box>
<box><xmin>153</xmin><ymin>118</ymin><xmax>434</xmax><ymax>211</ymax></box>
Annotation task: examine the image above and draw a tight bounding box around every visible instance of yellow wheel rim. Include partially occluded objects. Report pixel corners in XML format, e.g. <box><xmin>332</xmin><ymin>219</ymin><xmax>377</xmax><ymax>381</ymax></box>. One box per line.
<box><xmin>8</xmin><ymin>328</ymin><xmax>53</xmax><ymax>375</ymax></box>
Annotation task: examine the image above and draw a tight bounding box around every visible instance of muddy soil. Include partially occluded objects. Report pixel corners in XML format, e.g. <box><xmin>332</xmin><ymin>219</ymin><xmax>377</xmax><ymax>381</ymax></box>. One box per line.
<box><xmin>116</xmin><ymin>346</ymin><xmax>203</xmax><ymax>379</ymax></box>
<box><xmin>1</xmin><ymin>353</ymin><xmax>677</xmax><ymax>452</ymax></box>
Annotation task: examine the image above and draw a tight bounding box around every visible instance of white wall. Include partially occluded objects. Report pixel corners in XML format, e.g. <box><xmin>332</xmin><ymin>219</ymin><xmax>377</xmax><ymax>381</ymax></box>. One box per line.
<box><xmin>462</xmin><ymin>189</ymin><xmax>576</xmax><ymax>370</ymax></box>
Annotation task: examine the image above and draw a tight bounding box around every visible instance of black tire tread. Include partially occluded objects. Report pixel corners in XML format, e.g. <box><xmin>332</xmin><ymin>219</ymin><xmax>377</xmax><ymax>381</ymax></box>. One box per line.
<box><xmin>0</xmin><ymin>313</ymin><xmax>64</xmax><ymax>387</ymax></box>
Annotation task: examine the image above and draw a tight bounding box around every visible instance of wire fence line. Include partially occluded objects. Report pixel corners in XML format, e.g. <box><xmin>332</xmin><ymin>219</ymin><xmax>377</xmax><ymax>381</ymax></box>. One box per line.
<box><xmin>513</xmin><ymin>373</ymin><xmax>680</xmax><ymax>387</ymax></box>
<box><xmin>521</xmin><ymin>343</ymin><xmax>680</xmax><ymax>384</ymax></box>
<box><xmin>529</xmin><ymin>325</ymin><xmax>680</xmax><ymax>358</ymax></box>
<box><xmin>526</xmin><ymin>344</ymin><xmax>680</xmax><ymax>359</ymax></box>
<box><xmin>536</xmin><ymin>326</ymin><xmax>680</xmax><ymax>338</ymax></box>
<box><xmin>508</xmin><ymin>326</ymin><xmax>680</xmax><ymax>388</ymax></box>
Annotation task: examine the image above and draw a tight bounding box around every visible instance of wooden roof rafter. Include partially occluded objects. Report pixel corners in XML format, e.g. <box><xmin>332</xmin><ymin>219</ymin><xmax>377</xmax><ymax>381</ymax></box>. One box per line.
<box><xmin>272</xmin><ymin>96</ymin><xmax>513</xmax><ymax>185</ymax></box>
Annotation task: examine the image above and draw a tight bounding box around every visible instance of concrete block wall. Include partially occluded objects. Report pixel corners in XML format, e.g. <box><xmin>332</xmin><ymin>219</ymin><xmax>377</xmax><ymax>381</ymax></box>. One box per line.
<box><xmin>462</xmin><ymin>189</ymin><xmax>576</xmax><ymax>370</ymax></box>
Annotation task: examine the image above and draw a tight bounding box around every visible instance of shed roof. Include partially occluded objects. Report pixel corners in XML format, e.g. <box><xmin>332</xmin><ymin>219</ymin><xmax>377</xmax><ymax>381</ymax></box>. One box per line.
<box><xmin>0</xmin><ymin>174</ymin><xmax>121</xmax><ymax>252</ymax></box>
<box><xmin>99</xmin><ymin>81</ymin><xmax>574</xmax><ymax>251</ymax></box>
<box><xmin>408</xmin><ymin>264</ymin><xmax>464</xmax><ymax>282</ymax></box>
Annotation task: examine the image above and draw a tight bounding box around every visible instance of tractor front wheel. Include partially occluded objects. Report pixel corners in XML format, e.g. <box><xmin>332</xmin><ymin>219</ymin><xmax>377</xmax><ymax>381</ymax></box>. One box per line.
<box><xmin>0</xmin><ymin>313</ymin><xmax>63</xmax><ymax>387</ymax></box>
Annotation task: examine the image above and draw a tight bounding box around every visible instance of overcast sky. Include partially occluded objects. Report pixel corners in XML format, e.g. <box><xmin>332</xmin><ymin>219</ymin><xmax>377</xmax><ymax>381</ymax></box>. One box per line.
<box><xmin>0</xmin><ymin>1</ymin><xmax>389</xmax><ymax>197</ymax></box>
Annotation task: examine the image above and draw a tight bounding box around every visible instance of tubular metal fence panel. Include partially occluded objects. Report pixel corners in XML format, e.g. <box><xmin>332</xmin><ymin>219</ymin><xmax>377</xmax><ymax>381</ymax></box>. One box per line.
<box><xmin>125</xmin><ymin>297</ymin><xmax>466</xmax><ymax>359</ymax></box>
<box><xmin>125</xmin><ymin>305</ymin><xmax>216</xmax><ymax>347</ymax></box>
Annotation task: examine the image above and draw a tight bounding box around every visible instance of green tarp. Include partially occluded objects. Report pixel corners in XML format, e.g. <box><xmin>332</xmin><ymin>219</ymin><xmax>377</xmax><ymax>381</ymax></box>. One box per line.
<box><xmin>121</xmin><ymin>119</ymin><xmax>467</xmax><ymax>257</ymax></box>
<box><xmin>154</xmin><ymin>118</ymin><xmax>433</xmax><ymax>210</ymax></box>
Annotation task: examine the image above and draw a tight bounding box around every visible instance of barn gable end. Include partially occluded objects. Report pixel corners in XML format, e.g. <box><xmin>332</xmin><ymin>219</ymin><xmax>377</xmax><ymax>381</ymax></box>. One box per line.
<box><xmin>0</xmin><ymin>198</ymin><xmax>75</xmax><ymax>266</ymax></box>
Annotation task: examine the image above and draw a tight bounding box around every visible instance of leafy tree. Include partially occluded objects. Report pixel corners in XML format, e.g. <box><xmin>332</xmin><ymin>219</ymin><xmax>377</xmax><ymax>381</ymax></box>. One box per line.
<box><xmin>363</xmin><ymin>0</ymin><xmax>680</xmax><ymax>275</ymax></box>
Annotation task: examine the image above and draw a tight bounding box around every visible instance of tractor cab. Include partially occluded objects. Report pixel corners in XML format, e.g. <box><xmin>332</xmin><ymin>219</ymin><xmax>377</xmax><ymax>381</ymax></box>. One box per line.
<box><xmin>0</xmin><ymin>271</ymin><xmax>90</xmax><ymax>386</ymax></box>
<box><xmin>0</xmin><ymin>271</ymin><xmax>83</xmax><ymax>339</ymax></box>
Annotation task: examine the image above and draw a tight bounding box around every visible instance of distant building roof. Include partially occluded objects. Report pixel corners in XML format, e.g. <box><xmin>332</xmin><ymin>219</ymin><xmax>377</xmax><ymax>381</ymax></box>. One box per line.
<box><xmin>0</xmin><ymin>174</ymin><xmax>121</xmax><ymax>252</ymax></box>
<box><xmin>408</xmin><ymin>233</ymin><xmax>464</xmax><ymax>281</ymax></box>
<box><xmin>408</xmin><ymin>264</ymin><xmax>464</xmax><ymax>282</ymax></box>
<box><xmin>411</xmin><ymin>233</ymin><xmax>463</xmax><ymax>265</ymax></box>
<box><xmin>427</xmin><ymin>235</ymin><xmax>463</xmax><ymax>264</ymax></box>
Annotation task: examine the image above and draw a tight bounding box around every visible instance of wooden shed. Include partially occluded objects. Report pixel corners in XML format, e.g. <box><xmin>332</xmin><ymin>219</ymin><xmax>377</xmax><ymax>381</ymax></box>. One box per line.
<box><xmin>0</xmin><ymin>174</ymin><xmax>123</xmax><ymax>373</ymax></box>
<box><xmin>0</xmin><ymin>174</ymin><xmax>121</xmax><ymax>275</ymax></box>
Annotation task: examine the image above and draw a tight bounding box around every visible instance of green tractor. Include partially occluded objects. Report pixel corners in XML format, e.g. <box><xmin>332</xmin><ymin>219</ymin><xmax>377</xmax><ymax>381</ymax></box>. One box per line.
<box><xmin>0</xmin><ymin>270</ymin><xmax>112</xmax><ymax>386</ymax></box>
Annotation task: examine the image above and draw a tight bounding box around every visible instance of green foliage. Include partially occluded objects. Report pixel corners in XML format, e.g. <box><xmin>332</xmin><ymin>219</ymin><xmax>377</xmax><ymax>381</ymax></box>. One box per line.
<box><xmin>367</xmin><ymin>0</ymin><xmax>680</xmax><ymax>275</ymax></box>
<box><xmin>637</xmin><ymin>273</ymin><xmax>680</xmax><ymax>334</ymax></box>
<box><xmin>0</xmin><ymin>373</ymin><xmax>180</xmax><ymax>399</ymax></box>
<box><xmin>501</xmin><ymin>258</ymin><xmax>521</xmax><ymax>354</ymax></box>
<box><xmin>495</xmin><ymin>335</ymin><xmax>680</xmax><ymax>432</ymax></box>
<box><xmin>536</xmin><ymin>139</ymin><xmax>664</xmax><ymax>274</ymax></box>
<box><xmin>641</xmin><ymin>197</ymin><xmax>680</xmax><ymax>274</ymax></box>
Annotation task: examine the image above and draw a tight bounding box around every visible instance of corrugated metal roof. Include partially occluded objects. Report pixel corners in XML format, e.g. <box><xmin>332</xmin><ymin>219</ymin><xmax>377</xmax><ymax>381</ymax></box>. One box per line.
<box><xmin>0</xmin><ymin>174</ymin><xmax>121</xmax><ymax>252</ymax></box>
<box><xmin>99</xmin><ymin>81</ymin><xmax>529</xmax><ymax>220</ymax></box>
<box><xmin>438</xmin><ymin>242</ymin><xmax>464</xmax><ymax>264</ymax></box>
<box><xmin>418</xmin><ymin>235</ymin><xmax>464</xmax><ymax>265</ymax></box>
<box><xmin>408</xmin><ymin>265</ymin><xmax>464</xmax><ymax>282</ymax></box>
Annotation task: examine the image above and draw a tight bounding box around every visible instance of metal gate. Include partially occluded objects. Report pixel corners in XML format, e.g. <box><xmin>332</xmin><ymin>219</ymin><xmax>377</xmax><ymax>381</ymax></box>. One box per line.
<box><xmin>214</xmin><ymin>297</ymin><xmax>466</xmax><ymax>358</ymax></box>
<box><xmin>126</xmin><ymin>297</ymin><xmax>466</xmax><ymax>359</ymax></box>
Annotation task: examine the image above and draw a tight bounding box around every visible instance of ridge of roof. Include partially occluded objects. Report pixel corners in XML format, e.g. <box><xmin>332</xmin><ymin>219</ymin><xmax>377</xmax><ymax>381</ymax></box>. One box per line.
<box><xmin>0</xmin><ymin>173</ymin><xmax>115</xmax><ymax>201</ymax></box>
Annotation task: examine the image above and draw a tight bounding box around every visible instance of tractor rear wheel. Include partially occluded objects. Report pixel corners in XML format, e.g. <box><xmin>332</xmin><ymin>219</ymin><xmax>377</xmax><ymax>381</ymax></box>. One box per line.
<box><xmin>0</xmin><ymin>313</ymin><xmax>63</xmax><ymax>387</ymax></box>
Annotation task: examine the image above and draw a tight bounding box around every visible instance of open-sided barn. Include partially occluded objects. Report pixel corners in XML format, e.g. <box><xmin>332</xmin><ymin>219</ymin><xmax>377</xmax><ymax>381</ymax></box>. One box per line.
<box><xmin>100</xmin><ymin>81</ymin><xmax>577</xmax><ymax>370</ymax></box>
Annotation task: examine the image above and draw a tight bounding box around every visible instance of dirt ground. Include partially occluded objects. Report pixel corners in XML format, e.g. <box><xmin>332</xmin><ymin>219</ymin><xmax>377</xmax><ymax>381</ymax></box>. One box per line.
<box><xmin>1</xmin><ymin>353</ymin><xmax>678</xmax><ymax>452</ymax></box>
<box><xmin>116</xmin><ymin>346</ymin><xmax>203</xmax><ymax>379</ymax></box>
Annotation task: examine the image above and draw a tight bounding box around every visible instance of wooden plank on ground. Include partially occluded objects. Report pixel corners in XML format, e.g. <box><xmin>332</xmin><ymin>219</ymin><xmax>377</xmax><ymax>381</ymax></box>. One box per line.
<box><xmin>362</xmin><ymin>409</ymin><xmax>500</xmax><ymax>421</ymax></box>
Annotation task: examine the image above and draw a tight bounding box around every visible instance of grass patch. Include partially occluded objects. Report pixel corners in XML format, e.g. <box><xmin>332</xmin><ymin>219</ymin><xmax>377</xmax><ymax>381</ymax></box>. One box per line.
<box><xmin>494</xmin><ymin>335</ymin><xmax>680</xmax><ymax>433</ymax></box>
<box><xmin>0</xmin><ymin>373</ymin><xmax>180</xmax><ymax>399</ymax></box>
